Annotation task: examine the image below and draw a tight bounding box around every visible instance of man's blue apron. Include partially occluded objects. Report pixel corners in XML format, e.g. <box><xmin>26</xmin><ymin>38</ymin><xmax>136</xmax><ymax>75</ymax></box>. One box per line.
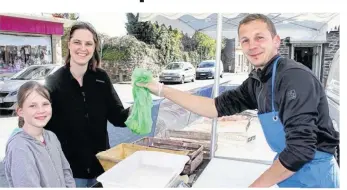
<box><xmin>257</xmin><ymin>56</ymin><xmax>340</xmax><ymax>188</ymax></box>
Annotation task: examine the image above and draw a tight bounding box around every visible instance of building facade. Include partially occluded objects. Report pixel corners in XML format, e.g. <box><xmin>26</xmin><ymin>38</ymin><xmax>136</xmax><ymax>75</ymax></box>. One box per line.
<box><xmin>0</xmin><ymin>13</ymin><xmax>71</xmax><ymax>75</ymax></box>
<box><xmin>233</xmin><ymin>29</ymin><xmax>339</xmax><ymax>85</ymax></box>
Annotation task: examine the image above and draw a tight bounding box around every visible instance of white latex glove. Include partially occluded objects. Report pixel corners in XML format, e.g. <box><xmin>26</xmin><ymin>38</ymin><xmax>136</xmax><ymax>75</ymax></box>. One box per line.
<box><xmin>136</xmin><ymin>80</ymin><xmax>164</xmax><ymax>97</ymax></box>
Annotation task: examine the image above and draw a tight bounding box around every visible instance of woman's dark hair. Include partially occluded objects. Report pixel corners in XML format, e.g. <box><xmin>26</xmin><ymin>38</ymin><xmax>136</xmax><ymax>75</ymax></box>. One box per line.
<box><xmin>65</xmin><ymin>21</ymin><xmax>101</xmax><ymax>71</ymax></box>
<box><xmin>17</xmin><ymin>81</ymin><xmax>51</xmax><ymax>128</ymax></box>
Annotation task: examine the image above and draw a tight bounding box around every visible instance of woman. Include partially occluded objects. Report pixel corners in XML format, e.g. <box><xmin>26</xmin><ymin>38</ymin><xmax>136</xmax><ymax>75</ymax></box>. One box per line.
<box><xmin>4</xmin><ymin>81</ymin><xmax>75</xmax><ymax>187</ymax></box>
<box><xmin>45</xmin><ymin>22</ymin><xmax>130</xmax><ymax>187</ymax></box>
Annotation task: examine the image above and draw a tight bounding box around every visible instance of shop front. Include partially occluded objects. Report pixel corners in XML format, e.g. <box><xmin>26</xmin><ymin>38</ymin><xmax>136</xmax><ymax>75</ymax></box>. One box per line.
<box><xmin>0</xmin><ymin>14</ymin><xmax>66</xmax><ymax>76</ymax></box>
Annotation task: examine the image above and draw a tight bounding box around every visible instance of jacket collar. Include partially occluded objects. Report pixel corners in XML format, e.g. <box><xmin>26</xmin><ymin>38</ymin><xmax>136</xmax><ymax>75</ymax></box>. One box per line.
<box><xmin>249</xmin><ymin>54</ymin><xmax>280</xmax><ymax>82</ymax></box>
<box><xmin>62</xmin><ymin>64</ymin><xmax>94</xmax><ymax>81</ymax></box>
<box><xmin>7</xmin><ymin>128</ymin><xmax>50</xmax><ymax>146</ymax></box>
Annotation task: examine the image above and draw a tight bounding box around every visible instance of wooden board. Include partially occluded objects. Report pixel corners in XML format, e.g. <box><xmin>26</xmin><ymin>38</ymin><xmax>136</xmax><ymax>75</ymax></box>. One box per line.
<box><xmin>134</xmin><ymin>138</ymin><xmax>202</xmax><ymax>157</ymax></box>
<box><xmin>133</xmin><ymin>137</ymin><xmax>205</xmax><ymax>174</ymax></box>
<box><xmin>186</xmin><ymin>118</ymin><xmax>251</xmax><ymax>133</ymax></box>
<box><xmin>183</xmin><ymin>151</ymin><xmax>204</xmax><ymax>174</ymax></box>
<box><xmin>164</xmin><ymin>130</ymin><xmax>211</xmax><ymax>141</ymax></box>
<box><xmin>168</xmin><ymin>137</ymin><xmax>212</xmax><ymax>150</ymax></box>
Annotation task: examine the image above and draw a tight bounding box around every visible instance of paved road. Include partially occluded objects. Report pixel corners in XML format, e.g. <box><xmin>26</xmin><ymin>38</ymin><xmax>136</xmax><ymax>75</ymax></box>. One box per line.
<box><xmin>114</xmin><ymin>72</ymin><xmax>242</xmax><ymax>108</ymax></box>
<box><xmin>0</xmin><ymin>162</ymin><xmax>7</xmax><ymax>187</ymax></box>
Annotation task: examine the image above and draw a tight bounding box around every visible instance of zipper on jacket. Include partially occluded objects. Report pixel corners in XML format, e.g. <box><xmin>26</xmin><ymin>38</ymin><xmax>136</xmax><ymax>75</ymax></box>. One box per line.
<box><xmin>81</xmin><ymin>89</ymin><xmax>92</xmax><ymax>175</ymax></box>
<box><xmin>82</xmin><ymin>91</ymin><xmax>86</xmax><ymax>102</ymax></box>
<box><xmin>82</xmin><ymin>91</ymin><xmax>89</xmax><ymax>118</ymax></box>
<box><xmin>257</xmin><ymin>83</ymin><xmax>264</xmax><ymax>112</ymax></box>
<box><xmin>250</xmin><ymin>74</ymin><xmax>264</xmax><ymax>112</ymax></box>
<box><xmin>44</xmin><ymin>143</ymin><xmax>62</xmax><ymax>185</ymax></box>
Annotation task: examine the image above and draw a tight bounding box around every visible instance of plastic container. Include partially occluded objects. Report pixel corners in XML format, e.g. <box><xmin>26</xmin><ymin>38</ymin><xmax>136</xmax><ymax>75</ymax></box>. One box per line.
<box><xmin>96</xmin><ymin>150</ymin><xmax>190</xmax><ymax>188</ymax></box>
<box><xmin>133</xmin><ymin>137</ymin><xmax>205</xmax><ymax>174</ymax></box>
<box><xmin>96</xmin><ymin>143</ymin><xmax>189</xmax><ymax>171</ymax></box>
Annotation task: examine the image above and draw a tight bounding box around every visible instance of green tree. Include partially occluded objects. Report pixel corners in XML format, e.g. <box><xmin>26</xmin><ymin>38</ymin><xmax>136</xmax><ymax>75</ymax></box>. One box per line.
<box><xmin>192</xmin><ymin>32</ymin><xmax>217</xmax><ymax>61</ymax></box>
<box><xmin>61</xmin><ymin>27</ymin><xmax>71</xmax><ymax>59</ymax></box>
<box><xmin>51</xmin><ymin>13</ymin><xmax>79</xmax><ymax>20</ymax></box>
<box><xmin>181</xmin><ymin>33</ymin><xmax>196</xmax><ymax>52</ymax></box>
<box><xmin>123</xmin><ymin>13</ymin><xmax>222</xmax><ymax>67</ymax></box>
<box><xmin>125</xmin><ymin>13</ymin><xmax>140</xmax><ymax>35</ymax></box>
<box><xmin>60</xmin><ymin>13</ymin><xmax>79</xmax><ymax>59</ymax></box>
<box><xmin>126</xmin><ymin>14</ymin><xmax>185</xmax><ymax>66</ymax></box>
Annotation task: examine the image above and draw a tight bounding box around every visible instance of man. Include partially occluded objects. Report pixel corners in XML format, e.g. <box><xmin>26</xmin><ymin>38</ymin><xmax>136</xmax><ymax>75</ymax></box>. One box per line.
<box><xmin>137</xmin><ymin>14</ymin><xmax>339</xmax><ymax>188</ymax></box>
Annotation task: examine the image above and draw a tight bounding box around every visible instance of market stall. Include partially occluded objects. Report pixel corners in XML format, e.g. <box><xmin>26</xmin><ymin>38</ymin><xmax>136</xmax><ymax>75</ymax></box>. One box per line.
<box><xmin>94</xmin><ymin>13</ymin><xmax>340</xmax><ymax>188</ymax></box>
<box><xmin>137</xmin><ymin>12</ymin><xmax>340</xmax><ymax>158</ymax></box>
<box><xmin>94</xmin><ymin>100</ymin><xmax>274</xmax><ymax>187</ymax></box>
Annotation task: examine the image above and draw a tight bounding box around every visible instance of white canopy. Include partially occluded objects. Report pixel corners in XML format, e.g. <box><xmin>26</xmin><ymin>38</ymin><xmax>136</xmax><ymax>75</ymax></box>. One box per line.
<box><xmin>138</xmin><ymin>13</ymin><xmax>339</xmax><ymax>41</ymax></box>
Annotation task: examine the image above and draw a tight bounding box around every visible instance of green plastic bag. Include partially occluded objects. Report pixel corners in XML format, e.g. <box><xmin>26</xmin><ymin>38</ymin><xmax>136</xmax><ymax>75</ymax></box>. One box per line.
<box><xmin>125</xmin><ymin>68</ymin><xmax>153</xmax><ymax>135</ymax></box>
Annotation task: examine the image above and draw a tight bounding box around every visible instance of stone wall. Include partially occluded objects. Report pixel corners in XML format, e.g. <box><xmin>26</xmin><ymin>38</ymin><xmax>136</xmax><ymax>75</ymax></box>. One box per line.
<box><xmin>102</xmin><ymin>60</ymin><xmax>162</xmax><ymax>83</ymax></box>
<box><xmin>100</xmin><ymin>35</ymin><xmax>163</xmax><ymax>83</ymax></box>
<box><xmin>322</xmin><ymin>30</ymin><xmax>340</xmax><ymax>86</ymax></box>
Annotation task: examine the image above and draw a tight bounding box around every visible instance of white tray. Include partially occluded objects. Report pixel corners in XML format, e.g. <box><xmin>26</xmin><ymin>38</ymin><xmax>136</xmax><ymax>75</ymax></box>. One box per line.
<box><xmin>97</xmin><ymin>150</ymin><xmax>190</xmax><ymax>188</ymax></box>
<box><xmin>193</xmin><ymin>158</ymin><xmax>277</xmax><ymax>188</ymax></box>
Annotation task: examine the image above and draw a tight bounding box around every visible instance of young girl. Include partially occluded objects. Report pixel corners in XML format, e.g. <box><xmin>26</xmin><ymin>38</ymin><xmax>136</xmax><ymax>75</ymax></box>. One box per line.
<box><xmin>3</xmin><ymin>81</ymin><xmax>76</xmax><ymax>187</ymax></box>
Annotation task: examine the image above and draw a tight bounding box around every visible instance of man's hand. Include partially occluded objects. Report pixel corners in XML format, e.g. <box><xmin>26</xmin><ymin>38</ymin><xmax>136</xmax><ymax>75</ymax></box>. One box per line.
<box><xmin>137</xmin><ymin>79</ymin><xmax>218</xmax><ymax>118</ymax></box>
<box><xmin>248</xmin><ymin>159</ymin><xmax>295</xmax><ymax>187</ymax></box>
<box><xmin>136</xmin><ymin>80</ymin><xmax>164</xmax><ymax>97</ymax></box>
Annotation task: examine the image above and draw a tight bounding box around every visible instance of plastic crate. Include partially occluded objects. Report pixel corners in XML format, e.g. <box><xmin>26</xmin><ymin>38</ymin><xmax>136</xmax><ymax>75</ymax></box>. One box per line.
<box><xmin>96</xmin><ymin>143</ymin><xmax>189</xmax><ymax>171</ymax></box>
<box><xmin>96</xmin><ymin>151</ymin><xmax>190</xmax><ymax>188</ymax></box>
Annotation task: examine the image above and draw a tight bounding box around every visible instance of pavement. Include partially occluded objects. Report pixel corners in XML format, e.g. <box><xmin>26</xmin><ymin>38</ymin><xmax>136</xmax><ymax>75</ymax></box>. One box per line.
<box><xmin>0</xmin><ymin>117</ymin><xmax>17</xmax><ymax>187</ymax></box>
<box><xmin>114</xmin><ymin>73</ymin><xmax>246</xmax><ymax>108</ymax></box>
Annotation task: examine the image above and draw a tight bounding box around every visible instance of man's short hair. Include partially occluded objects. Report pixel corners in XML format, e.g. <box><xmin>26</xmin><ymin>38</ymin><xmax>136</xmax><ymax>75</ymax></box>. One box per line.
<box><xmin>238</xmin><ymin>14</ymin><xmax>277</xmax><ymax>37</ymax></box>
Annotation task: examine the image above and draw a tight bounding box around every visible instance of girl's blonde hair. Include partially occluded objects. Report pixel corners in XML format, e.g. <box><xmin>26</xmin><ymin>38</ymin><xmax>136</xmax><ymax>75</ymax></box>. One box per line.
<box><xmin>17</xmin><ymin>81</ymin><xmax>51</xmax><ymax>128</ymax></box>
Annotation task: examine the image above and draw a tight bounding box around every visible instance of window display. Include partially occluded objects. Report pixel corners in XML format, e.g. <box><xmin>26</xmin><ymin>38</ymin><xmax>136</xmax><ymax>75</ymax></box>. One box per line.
<box><xmin>0</xmin><ymin>34</ymin><xmax>52</xmax><ymax>74</ymax></box>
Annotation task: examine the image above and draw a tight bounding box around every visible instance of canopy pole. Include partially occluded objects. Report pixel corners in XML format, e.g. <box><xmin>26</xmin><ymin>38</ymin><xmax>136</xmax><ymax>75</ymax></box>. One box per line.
<box><xmin>210</xmin><ymin>13</ymin><xmax>223</xmax><ymax>159</ymax></box>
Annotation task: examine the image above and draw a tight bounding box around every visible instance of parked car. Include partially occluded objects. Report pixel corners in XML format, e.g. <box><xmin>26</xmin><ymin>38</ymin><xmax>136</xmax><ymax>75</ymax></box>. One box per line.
<box><xmin>195</xmin><ymin>60</ymin><xmax>224</xmax><ymax>79</ymax></box>
<box><xmin>0</xmin><ymin>64</ymin><xmax>62</xmax><ymax>113</ymax></box>
<box><xmin>0</xmin><ymin>73</ymin><xmax>15</xmax><ymax>82</ymax></box>
<box><xmin>325</xmin><ymin>49</ymin><xmax>340</xmax><ymax>166</ymax></box>
<box><xmin>159</xmin><ymin>62</ymin><xmax>195</xmax><ymax>84</ymax></box>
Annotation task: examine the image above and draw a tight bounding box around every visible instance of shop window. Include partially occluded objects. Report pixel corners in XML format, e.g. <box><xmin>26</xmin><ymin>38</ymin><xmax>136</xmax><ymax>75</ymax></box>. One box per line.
<box><xmin>0</xmin><ymin>34</ymin><xmax>52</xmax><ymax>75</ymax></box>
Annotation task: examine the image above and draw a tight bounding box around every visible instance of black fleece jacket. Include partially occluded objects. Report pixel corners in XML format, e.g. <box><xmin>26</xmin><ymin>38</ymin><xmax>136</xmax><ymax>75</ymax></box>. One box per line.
<box><xmin>45</xmin><ymin>66</ymin><xmax>129</xmax><ymax>178</ymax></box>
<box><xmin>215</xmin><ymin>55</ymin><xmax>339</xmax><ymax>171</ymax></box>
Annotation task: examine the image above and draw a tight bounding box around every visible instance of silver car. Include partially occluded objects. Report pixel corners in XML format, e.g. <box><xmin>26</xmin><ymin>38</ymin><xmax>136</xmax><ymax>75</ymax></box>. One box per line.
<box><xmin>159</xmin><ymin>62</ymin><xmax>195</xmax><ymax>84</ymax></box>
<box><xmin>195</xmin><ymin>60</ymin><xmax>224</xmax><ymax>79</ymax></box>
<box><xmin>325</xmin><ymin>49</ymin><xmax>339</xmax><ymax>165</ymax></box>
<box><xmin>0</xmin><ymin>64</ymin><xmax>62</xmax><ymax>112</ymax></box>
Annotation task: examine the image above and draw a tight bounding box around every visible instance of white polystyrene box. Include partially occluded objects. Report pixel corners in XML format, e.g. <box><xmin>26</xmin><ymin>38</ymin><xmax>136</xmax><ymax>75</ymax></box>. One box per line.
<box><xmin>97</xmin><ymin>150</ymin><xmax>190</xmax><ymax>188</ymax></box>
